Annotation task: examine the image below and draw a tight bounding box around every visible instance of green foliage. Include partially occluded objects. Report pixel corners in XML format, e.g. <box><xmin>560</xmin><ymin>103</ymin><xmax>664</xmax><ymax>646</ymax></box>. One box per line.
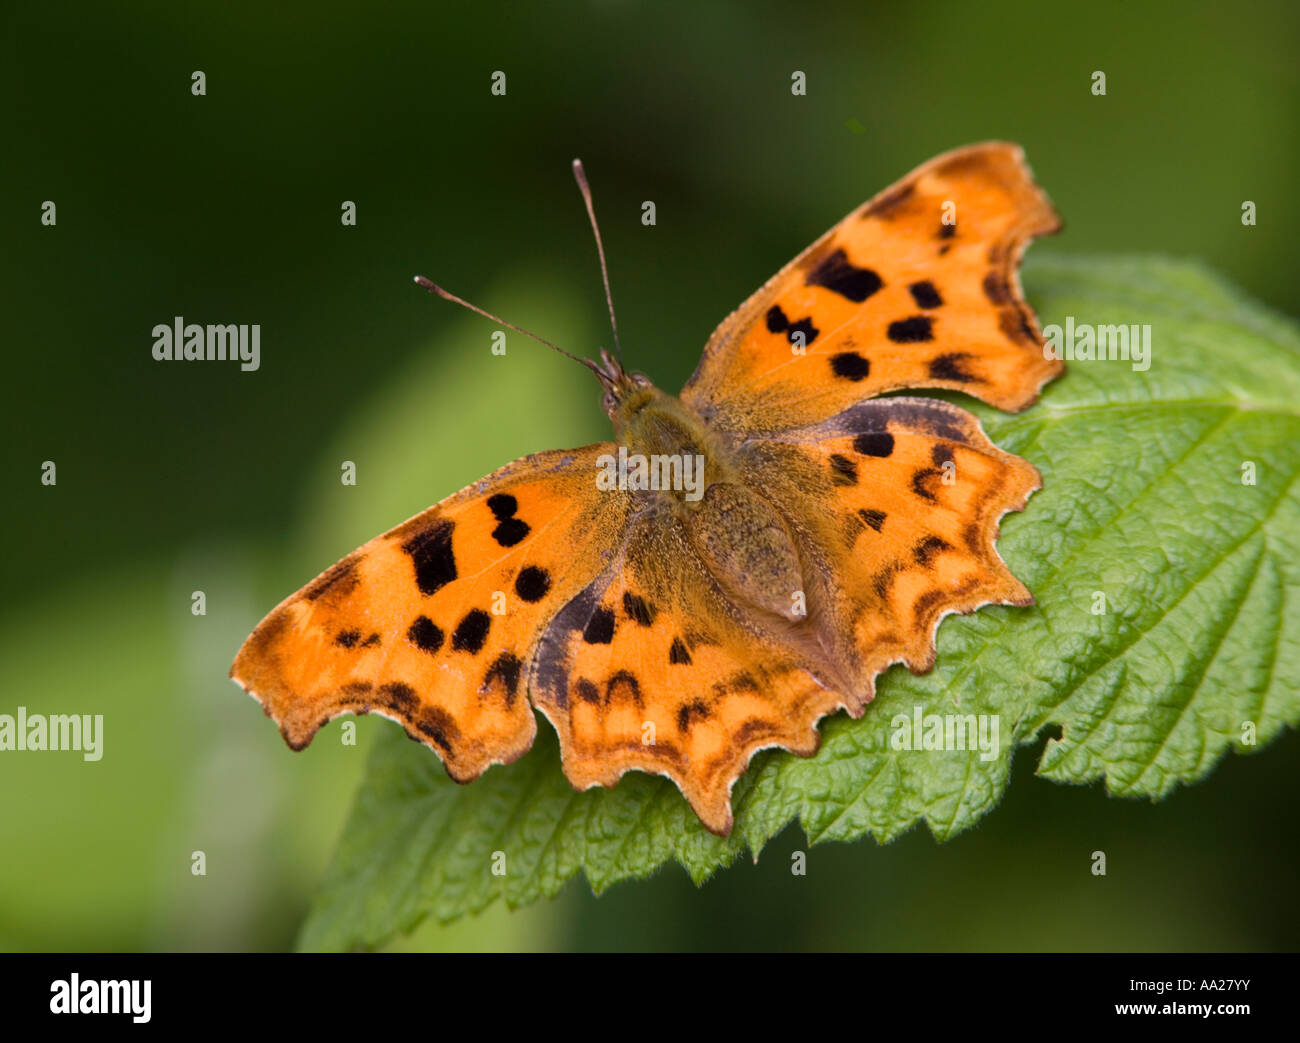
<box><xmin>299</xmin><ymin>256</ymin><xmax>1300</xmax><ymax>951</ymax></box>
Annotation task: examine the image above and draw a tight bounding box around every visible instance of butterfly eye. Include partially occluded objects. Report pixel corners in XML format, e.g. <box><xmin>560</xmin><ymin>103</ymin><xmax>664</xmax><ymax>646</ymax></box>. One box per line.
<box><xmin>631</xmin><ymin>373</ymin><xmax>652</xmax><ymax>389</ymax></box>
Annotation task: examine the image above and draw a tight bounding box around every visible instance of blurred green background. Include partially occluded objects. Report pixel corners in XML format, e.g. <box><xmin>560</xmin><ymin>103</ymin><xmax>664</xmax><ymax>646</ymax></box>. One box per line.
<box><xmin>2</xmin><ymin>0</ymin><xmax>1296</xmax><ymax>951</ymax></box>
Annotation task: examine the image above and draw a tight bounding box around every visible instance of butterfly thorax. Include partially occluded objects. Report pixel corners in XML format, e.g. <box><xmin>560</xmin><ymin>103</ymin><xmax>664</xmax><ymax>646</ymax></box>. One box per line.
<box><xmin>608</xmin><ymin>382</ymin><xmax>711</xmax><ymax>461</ymax></box>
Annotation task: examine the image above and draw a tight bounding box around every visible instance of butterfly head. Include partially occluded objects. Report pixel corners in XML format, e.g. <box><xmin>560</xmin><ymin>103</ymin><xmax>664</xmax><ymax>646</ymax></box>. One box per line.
<box><xmin>587</xmin><ymin>347</ymin><xmax>653</xmax><ymax>425</ymax></box>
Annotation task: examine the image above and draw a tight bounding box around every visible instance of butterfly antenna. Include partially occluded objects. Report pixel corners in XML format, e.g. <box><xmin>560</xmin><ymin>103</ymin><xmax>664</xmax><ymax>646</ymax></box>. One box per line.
<box><xmin>571</xmin><ymin>159</ymin><xmax>624</xmax><ymax>367</ymax></box>
<box><xmin>413</xmin><ymin>275</ymin><xmax>598</xmax><ymax>372</ymax></box>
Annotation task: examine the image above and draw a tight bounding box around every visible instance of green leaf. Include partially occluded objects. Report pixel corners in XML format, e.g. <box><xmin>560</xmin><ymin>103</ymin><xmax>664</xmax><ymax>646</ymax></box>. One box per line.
<box><xmin>298</xmin><ymin>256</ymin><xmax>1300</xmax><ymax>951</ymax></box>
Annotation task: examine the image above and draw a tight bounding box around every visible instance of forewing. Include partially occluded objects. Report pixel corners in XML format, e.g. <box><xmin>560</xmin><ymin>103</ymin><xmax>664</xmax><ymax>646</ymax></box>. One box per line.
<box><xmin>230</xmin><ymin>445</ymin><xmax>632</xmax><ymax>782</ymax></box>
<box><xmin>681</xmin><ymin>142</ymin><xmax>1062</xmax><ymax>435</ymax></box>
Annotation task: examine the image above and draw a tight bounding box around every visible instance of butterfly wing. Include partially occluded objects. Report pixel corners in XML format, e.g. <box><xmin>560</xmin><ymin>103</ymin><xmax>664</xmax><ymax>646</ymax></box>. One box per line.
<box><xmin>736</xmin><ymin>397</ymin><xmax>1041</xmax><ymax>697</ymax></box>
<box><xmin>680</xmin><ymin>142</ymin><xmax>1061</xmax><ymax>436</ymax></box>
<box><xmin>518</xmin><ymin>399</ymin><xmax>1042</xmax><ymax>836</ymax></box>
<box><xmin>231</xmin><ymin>445</ymin><xmax>633</xmax><ymax>783</ymax></box>
<box><xmin>528</xmin><ymin>504</ymin><xmax>851</xmax><ymax>836</ymax></box>
<box><xmin>656</xmin><ymin>143</ymin><xmax>1061</xmax><ymax>809</ymax></box>
<box><xmin>233</xmin><ymin>443</ymin><xmax>845</xmax><ymax>835</ymax></box>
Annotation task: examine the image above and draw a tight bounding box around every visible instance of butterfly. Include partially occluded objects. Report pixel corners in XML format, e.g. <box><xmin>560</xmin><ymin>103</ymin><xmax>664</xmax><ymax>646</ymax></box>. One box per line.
<box><xmin>231</xmin><ymin>142</ymin><xmax>1062</xmax><ymax>836</ymax></box>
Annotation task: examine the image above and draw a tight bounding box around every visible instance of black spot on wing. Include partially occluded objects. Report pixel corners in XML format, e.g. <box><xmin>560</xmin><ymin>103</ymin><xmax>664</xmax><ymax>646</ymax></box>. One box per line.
<box><xmin>858</xmin><ymin>508</ymin><xmax>886</xmax><ymax>532</ymax></box>
<box><xmin>669</xmin><ymin>637</ymin><xmax>692</xmax><ymax>665</ymax></box>
<box><xmin>805</xmin><ymin>248</ymin><xmax>883</xmax><ymax>302</ymax></box>
<box><xmin>887</xmin><ymin>316</ymin><xmax>934</xmax><ymax>343</ymax></box>
<box><xmin>622</xmin><ymin>592</ymin><xmax>656</xmax><ymax>626</ymax></box>
<box><xmin>380</xmin><ymin>682</ymin><xmax>418</xmax><ymax>714</ymax></box>
<box><xmin>515</xmin><ymin>566</ymin><xmax>551</xmax><ymax>602</ymax></box>
<box><xmin>911</xmin><ymin>468</ymin><xmax>942</xmax><ymax>502</ymax></box>
<box><xmin>407</xmin><ymin>615</ymin><xmax>444</xmax><ymax>654</ymax></box>
<box><xmin>677</xmin><ymin>701</ymin><xmax>710</xmax><ymax>731</ymax></box>
<box><xmin>451</xmin><ymin>609</ymin><xmax>491</xmax><ymax>653</ymax></box>
<box><xmin>929</xmin><ymin>353</ymin><xmax>977</xmax><ymax>383</ymax></box>
<box><xmin>492</xmin><ymin>518</ymin><xmax>529</xmax><ymax>547</ymax></box>
<box><xmin>583</xmin><ymin>606</ymin><xmax>615</xmax><ymax>644</ymax></box>
<box><xmin>403</xmin><ymin>521</ymin><xmax>457</xmax><ymax>596</ymax></box>
<box><xmin>334</xmin><ymin>629</ymin><xmax>361</xmax><ymax>648</ymax></box>
<box><xmin>982</xmin><ymin>271</ymin><xmax>1010</xmax><ymax>305</ymax></box>
<box><xmin>909</xmin><ymin>281</ymin><xmax>943</xmax><ymax>308</ymax></box>
<box><xmin>487</xmin><ymin>494</ymin><xmax>529</xmax><ymax>547</ymax></box>
<box><xmin>415</xmin><ymin>706</ymin><xmax>459</xmax><ymax>753</ymax></box>
<box><xmin>913</xmin><ymin>535</ymin><xmax>953</xmax><ymax>567</ymax></box>
<box><xmin>765</xmin><ymin>303</ymin><xmax>819</xmax><ymax>346</ymax></box>
<box><xmin>786</xmin><ymin>316</ymin><xmax>818</xmax><ymax>346</ymax></box>
<box><xmin>484</xmin><ymin>652</ymin><xmax>523</xmax><ymax>706</ymax></box>
<box><xmin>606</xmin><ymin>670</ymin><xmax>643</xmax><ymax>706</ymax></box>
<box><xmin>830</xmin><ymin>352</ymin><xmax>871</xmax><ymax>381</ymax></box>
<box><xmin>829</xmin><ymin>453</ymin><xmax>858</xmax><ymax>486</ymax></box>
<box><xmin>853</xmin><ymin>432</ymin><xmax>894</xmax><ymax>458</ymax></box>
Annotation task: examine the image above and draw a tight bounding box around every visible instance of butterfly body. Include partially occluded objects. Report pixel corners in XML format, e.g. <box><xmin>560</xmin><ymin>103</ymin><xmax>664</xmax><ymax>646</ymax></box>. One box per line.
<box><xmin>233</xmin><ymin>143</ymin><xmax>1064</xmax><ymax>835</ymax></box>
<box><xmin>691</xmin><ymin>481</ymin><xmax>808</xmax><ymax>624</ymax></box>
<box><xmin>607</xmin><ymin>381</ymin><xmax>713</xmax><ymax>479</ymax></box>
<box><xmin>605</xmin><ymin>365</ymin><xmax>800</xmax><ymax>590</ymax></box>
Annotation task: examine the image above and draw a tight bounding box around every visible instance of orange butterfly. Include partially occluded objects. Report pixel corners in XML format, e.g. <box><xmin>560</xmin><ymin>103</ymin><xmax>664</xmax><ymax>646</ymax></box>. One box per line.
<box><xmin>231</xmin><ymin>142</ymin><xmax>1061</xmax><ymax>836</ymax></box>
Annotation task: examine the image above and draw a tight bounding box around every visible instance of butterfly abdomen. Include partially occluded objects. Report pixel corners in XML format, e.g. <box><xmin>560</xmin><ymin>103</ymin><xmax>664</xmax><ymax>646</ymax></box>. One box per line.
<box><xmin>689</xmin><ymin>482</ymin><xmax>806</xmax><ymax>624</ymax></box>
